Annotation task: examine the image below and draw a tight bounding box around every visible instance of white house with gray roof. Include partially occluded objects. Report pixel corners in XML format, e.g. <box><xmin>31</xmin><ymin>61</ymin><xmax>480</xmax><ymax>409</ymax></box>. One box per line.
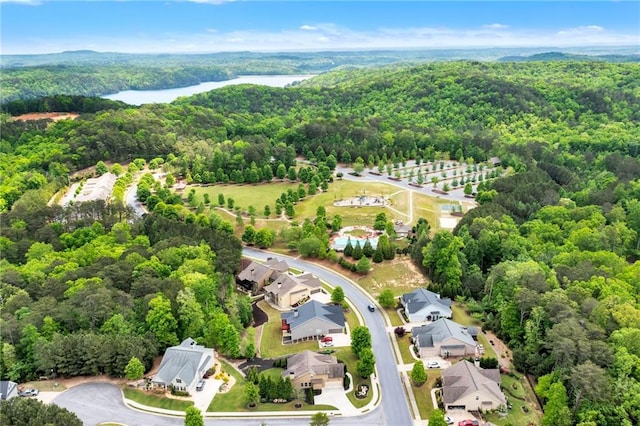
<box><xmin>0</xmin><ymin>381</ymin><xmax>18</xmax><ymax>400</ymax></box>
<box><xmin>401</xmin><ymin>288</ymin><xmax>452</xmax><ymax>322</ymax></box>
<box><xmin>442</xmin><ymin>360</ymin><xmax>506</xmax><ymax>412</ymax></box>
<box><xmin>281</xmin><ymin>300</ymin><xmax>345</xmax><ymax>343</ymax></box>
<box><xmin>151</xmin><ymin>338</ymin><xmax>214</xmax><ymax>393</ymax></box>
<box><xmin>412</xmin><ymin>318</ymin><xmax>478</xmax><ymax>358</ymax></box>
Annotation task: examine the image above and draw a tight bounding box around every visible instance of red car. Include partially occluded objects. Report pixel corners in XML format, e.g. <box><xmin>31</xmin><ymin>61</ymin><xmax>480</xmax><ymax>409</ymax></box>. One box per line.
<box><xmin>458</xmin><ymin>420</ymin><xmax>480</xmax><ymax>426</ymax></box>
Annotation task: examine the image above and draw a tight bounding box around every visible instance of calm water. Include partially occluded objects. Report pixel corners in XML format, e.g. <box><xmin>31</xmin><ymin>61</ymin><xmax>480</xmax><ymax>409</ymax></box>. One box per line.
<box><xmin>102</xmin><ymin>74</ymin><xmax>316</xmax><ymax>105</ymax></box>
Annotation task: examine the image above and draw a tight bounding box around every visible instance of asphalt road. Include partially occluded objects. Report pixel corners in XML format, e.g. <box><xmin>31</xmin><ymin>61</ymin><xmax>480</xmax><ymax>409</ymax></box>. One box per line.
<box><xmin>54</xmin><ymin>383</ymin><xmax>388</xmax><ymax>426</ymax></box>
<box><xmin>244</xmin><ymin>248</ymin><xmax>414</xmax><ymax>426</ymax></box>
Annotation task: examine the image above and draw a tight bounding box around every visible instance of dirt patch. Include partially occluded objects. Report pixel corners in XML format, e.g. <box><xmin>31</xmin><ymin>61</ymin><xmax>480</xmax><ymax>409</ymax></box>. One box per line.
<box><xmin>483</xmin><ymin>330</ymin><xmax>513</xmax><ymax>369</ymax></box>
<box><xmin>10</xmin><ymin>112</ymin><xmax>79</xmax><ymax>122</ymax></box>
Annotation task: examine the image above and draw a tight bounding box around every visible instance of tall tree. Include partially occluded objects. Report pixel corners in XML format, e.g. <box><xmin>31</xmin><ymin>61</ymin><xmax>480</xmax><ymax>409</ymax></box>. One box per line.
<box><xmin>146</xmin><ymin>293</ymin><xmax>179</xmax><ymax>348</ymax></box>
<box><xmin>124</xmin><ymin>356</ymin><xmax>145</xmax><ymax>380</ymax></box>
<box><xmin>184</xmin><ymin>406</ymin><xmax>205</xmax><ymax>426</ymax></box>
<box><xmin>351</xmin><ymin>326</ymin><xmax>372</xmax><ymax>357</ymax></box>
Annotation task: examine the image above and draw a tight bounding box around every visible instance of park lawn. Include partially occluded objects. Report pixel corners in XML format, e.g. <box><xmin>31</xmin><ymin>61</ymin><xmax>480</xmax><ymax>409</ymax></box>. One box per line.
<box><xmin>191</xmin><ymin>182</ymin><xmax>299</xmax><ymax>213</ymax></box>
<box><xmin>411</xmin><ymin>370</ymin><xmax>438</xmax><ymax>419</ymax></box>
<box><xmin>396</xmin><ymin>335</ymin><xmax>417</xmax><ymax>364</ymax></box>
<box><xmin>258</xmin><ymin>301</ymin><xmax>320</xmax><ymax>358</ymax></box>
<box><xmin>388</xmin><ymin>189</ymin><xmax>410</xmax><ymax>216</ymax></box>
<box><xmin>357</xmin><ymin>258</ymin><xmax>426</xmax><ymax>298</ymax></box>
<box><xmin>412</xmin><ymin>192</ymin><xmax>450</xmax><ymax>233</ymax></box>
<box><xmin>123</xmin><ymin>388</ymin><xmax>193</xmax><ymax>411</ymax></box>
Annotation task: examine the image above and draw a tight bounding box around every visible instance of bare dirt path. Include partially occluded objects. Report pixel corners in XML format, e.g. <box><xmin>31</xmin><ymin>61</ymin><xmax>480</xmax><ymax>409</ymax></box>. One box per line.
<box><xmin>483</xmin><ymin>330</ymin><xmax>513</xmax><ymax>370</ymax></box>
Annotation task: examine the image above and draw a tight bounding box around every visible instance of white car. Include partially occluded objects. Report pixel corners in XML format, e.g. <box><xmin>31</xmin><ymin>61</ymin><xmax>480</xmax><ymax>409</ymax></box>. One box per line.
<box><xmin>426</xmin><ymin>361</ymin><xmax>440</xmax><ymax>369</ymax></box>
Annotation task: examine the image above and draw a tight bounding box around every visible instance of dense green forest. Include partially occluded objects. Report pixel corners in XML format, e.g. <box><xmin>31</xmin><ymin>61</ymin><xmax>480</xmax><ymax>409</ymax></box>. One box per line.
<box><xmin>2</xmin><ymin>48</ymin><xmax>638</xmax><ymax>102</ymax></box>
<box><xmin>1</xmin><ymin>60</ymin><xmax>639</xmax><ymax>425</ymax></box>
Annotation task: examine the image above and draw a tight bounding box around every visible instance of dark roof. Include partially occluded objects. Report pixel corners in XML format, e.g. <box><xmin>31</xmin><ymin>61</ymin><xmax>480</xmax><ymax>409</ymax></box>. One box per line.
<box><xmin>401</xmin><ymin>288</ymin><xmax>452</xmax><ymax>314</ymax></box>
<box><xmin>411</xmin><ymin>319</ymin><xmax>476</xmax><ymax>348</ymax></box>
<box><xmin>442</xmin><ymin>360</ymin><xmax>505</xmax><ymax>405</ymax></box>
<box><xmin>281</xmin><ymin>300</ymin><xmax>345</xmax><ymax>330</ymax></box>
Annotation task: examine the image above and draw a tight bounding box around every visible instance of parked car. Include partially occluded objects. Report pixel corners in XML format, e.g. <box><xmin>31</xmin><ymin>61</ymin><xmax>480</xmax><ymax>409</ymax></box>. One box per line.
<box><xmin>445</xmin><ymin>416</ymin><xmax>454</xmax><ymax>424</ymax></box>
<box><xmin>19</xmin><ymin>389</ymin><xmax>39</xmax><ymax>397</ymax></box>
<box><xmin>458</xmin><ymin>420</ymin><xmax>479</xmax><ymax>426</ymax></box>
<box><xmin>426</xmin><ymin>361</ymin><xmax>440</xmax><ymax>369</ymax></box>
<box><xmin>195</xmin><ymin>380</ymin><xmax>205</xmax><ymax>391</ymax></box>
<box><xmin>367</xmin><ymin>304</ymin><xmax>375</xmax><ymax>312</ymax></box>
<box><xmin>320</xmin><ymin>340</ymin><xmax>334</xmax><ymax>348</ymax></box>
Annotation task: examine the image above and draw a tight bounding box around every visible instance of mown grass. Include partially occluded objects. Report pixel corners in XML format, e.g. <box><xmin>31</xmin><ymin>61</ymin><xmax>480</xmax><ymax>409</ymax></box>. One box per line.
<box><xmin>386</xmin><ymin>308</ymin><xmax>405</xmax><ymax>327</ymax></box>
<box><xmin>484</xmin><ymin>373</ymin><xmax>541</xmax><ymax>426</ymax></box>
<box><xmin>451</xmin><ymin>303</ymin><xmax>498</xmax><ymax>359</ymax></box>
<box><xmin>334</xmin><ymin>347</ymin><xmax>372</xmax><ymax>409</ymax></box>
<box><xmin>258</xmin><ymin>301</ymin><xmax>320</xmax><ymax>358</ymax></box>
<box><xmin>192</xmin><ymin>182</ymin><xmax>299</xmax><ymax>213</ymax></box>
<box><xmin>411</xmin><ymin>371</ymin><xmax>438</xmax><ymax>419</ymax></box>
<box><xmin>123</xmin><ymin>388</ymin><xmax>193</xmax><ymax>411</ymax></box>
<box><xmin>397</xmin><ymin>335</ymin><xmax>417</xmax><ymax>364</ymax></box>
<box><xmin>22</xmin><ymin>380</ymin><xmax>67</xmax><ymax>392</ymax></box>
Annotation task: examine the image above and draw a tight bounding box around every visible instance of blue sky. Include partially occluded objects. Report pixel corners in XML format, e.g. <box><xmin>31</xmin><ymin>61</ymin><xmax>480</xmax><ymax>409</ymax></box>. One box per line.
<box><xmin>1</xmin><ymin>1</ymin><xmax>639</xmax><ymax>54</ymax></box>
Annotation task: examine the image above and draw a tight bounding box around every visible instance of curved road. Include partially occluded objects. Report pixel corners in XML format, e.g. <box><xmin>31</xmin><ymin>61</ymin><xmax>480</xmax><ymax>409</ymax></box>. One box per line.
<box><xmin>244</xmin><ymin>248</ymin><xmax>414</xmax><ymax>426</ymax></box>
<box><xmin>54</xmin><ymin>249</ymin><xmax>412</xmax><ymax>426</ymax></box>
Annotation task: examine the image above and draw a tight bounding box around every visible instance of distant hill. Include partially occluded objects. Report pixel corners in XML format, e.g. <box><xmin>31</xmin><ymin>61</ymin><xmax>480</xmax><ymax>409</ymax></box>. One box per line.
<box><xmin>498</xmin><ymin>51</ymin><xmax>640</xmax><ymax>63</ymax></box>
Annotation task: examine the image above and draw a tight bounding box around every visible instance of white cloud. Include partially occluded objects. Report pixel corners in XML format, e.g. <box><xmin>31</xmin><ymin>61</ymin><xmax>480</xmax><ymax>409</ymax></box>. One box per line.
<box><xmin>3</xmin><ymin>23</ymin><xmax>639</xmax><ymax>55</ymax></box>
<box><xmin>483</xmin><ymin>23</ymin><xmax>509</xmax><ymax>29</ymax></box>
<box><xmin>300</xmin><ymin>25</ymin><xmax>318</xmax><ymax>31</ymax></box>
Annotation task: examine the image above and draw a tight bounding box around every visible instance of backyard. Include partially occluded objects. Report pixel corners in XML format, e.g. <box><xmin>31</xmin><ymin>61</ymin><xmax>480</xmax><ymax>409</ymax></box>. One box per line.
<box><xmin>484</xmin><ymin>373</ymin><xmax>542</xmax><ymax>426</ymax></box>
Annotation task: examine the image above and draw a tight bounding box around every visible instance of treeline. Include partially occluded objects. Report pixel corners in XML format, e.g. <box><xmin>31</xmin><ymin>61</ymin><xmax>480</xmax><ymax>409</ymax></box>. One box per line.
<box><xmin>0</xmin><ymin>65</ymin><xmax>233</xmax><ymax>103</ymax></box>
<box><xmin>1</xmin><ymin>95</ymin><xmax>129</xmax><ymax>115</ymax></box>
<box><xmin>0</xmin><ymin>198</ymin><xmax>248</xmax><ymax>381</ymax></box>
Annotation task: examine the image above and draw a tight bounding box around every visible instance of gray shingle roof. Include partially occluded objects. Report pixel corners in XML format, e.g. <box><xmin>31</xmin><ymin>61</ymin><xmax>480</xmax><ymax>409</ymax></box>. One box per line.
<box><xmin>411</xmin><ymin>318</ymin><xmax>476</xmax><ymax>348</ymax></box>
<box><xmin>401</xmin><ymin>288</ymin><xmax>452</xmax><ymax>314</ymax></box>
<box><xmin>264</xmin><ymin>272</ymin><xmax>321</xmax><ymax>297</ymax></box>
<box><xmin>152</xmin><ymin>338</ymin><xmax>212</xmax><ymax>388</ymax></box>
<box><xmin>0</xmin><ymin>381</ymin><xmax>17</xmax><ymax>400</ymax></box>
<box><xmin>442</xmin><ymin>360</ymin><xmax>505</xmax><ymax>405</ymax></box>
<box><xmin>283</xmin><ymin>350</ymin><xmax>344</xmax><ymax>380</ymax></box>
<box><xmin>281</xmin><ymin>300</ymin><xmax>345</xmax><ymax>330</ymax></box>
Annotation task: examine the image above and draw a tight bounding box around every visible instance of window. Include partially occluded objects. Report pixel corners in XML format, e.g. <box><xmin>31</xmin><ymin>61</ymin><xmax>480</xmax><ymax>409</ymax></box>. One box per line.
<box><xmin>176</xmin><ymin>378</ymin><xmax>182</xmax><ymax>383</ymax></box>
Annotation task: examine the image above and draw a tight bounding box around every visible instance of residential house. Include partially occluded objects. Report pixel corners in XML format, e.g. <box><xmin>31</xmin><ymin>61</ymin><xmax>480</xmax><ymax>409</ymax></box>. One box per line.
<box><xmin>236</xmin><ymin>257</ymin><xmax>289</xmax><ymax>294</ymax></box>
<box><xmin>264</xmin><ymin>272</ymin><xmax>322</xmax><ymax>309</ymax></box>
<box><xmin>0</xmin><ymin>381</ymin><xmax>18</xmax><ymax>400</ymax></box>
<box><xmin>411</xmin><ymin>318</ymin><xmax>478</xmax><ymax>358</ymax></box>
<box><xmin>281</xmin><ymin>300</ymin><xmax>345</xmax><ymax>343</ymax></box>
<box><xmin>400</xmin><ymin>288</ymin><xmax>452</xmax><ymax>322</ymax></box>
<box><xmin>151</xmin><ymin>338</ymin><xmax>214</xmax><ymax>393</ymax></box>
<box><xmin>282</xmin><ymin>350</ymin><xmax>345</xmax><ymax>390</ymax></box>
<box><xmin>442</xmin><ymin>360</ymin><xmax>506</xmax><ymax>412</ymax></box>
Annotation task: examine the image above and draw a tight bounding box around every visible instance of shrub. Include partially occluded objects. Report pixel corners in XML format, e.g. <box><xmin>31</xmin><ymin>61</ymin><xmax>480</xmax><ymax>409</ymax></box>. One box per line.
<box><xmin>394</xmin><ymin>327</ymin><xmax>406</xmax><ymax>337</ymax></box>
<box><xmin>343</xmin><ymin>374</ymin><xmax>351</xmax><ymax>390</ymax></box>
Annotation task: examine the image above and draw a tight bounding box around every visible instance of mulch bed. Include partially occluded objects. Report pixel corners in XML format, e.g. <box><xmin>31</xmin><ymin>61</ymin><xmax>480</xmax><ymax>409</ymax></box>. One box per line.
<box><xmin>252</xmin><ymin>302</ymin><xmax>268</xmax><ymax>327</ymax></box>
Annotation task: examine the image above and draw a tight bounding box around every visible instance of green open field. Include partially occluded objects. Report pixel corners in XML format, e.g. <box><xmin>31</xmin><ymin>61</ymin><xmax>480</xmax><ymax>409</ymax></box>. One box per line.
<box><xmin>188</xmin><ymin>178</ymin><xmax>449</xmax><ymax>231</ymax></box>
<box><xmin>123</xmin><ymin>388</ymin><xmax>194</xmax><ymax>411</ymax></box>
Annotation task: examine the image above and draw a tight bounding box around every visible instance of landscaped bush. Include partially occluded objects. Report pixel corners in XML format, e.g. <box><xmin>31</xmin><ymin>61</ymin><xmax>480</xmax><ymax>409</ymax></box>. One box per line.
<box><xmin>169</xmin><ymin>386</ymin><xmax>190</xmax><ymax>397</ymax></box>
<box><xmin>343</xmin><ymin>374</ymin><xmax>351</xmax><ymax>390</ymax></box>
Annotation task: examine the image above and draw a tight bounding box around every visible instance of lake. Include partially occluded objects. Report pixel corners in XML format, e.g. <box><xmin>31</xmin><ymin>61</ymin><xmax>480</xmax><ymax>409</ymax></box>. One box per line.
<box><xmin>102</xmin><ymin>74</ymin><xmax>316</xmax><ymax>105</ymax></box>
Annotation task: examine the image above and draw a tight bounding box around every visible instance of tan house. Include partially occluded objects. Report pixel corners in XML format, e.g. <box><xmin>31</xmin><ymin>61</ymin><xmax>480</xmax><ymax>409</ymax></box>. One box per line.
<box><xmin>236</xmin><ymin>257</ymin><xmax>289</xmax><ymax>294</ymax></box>
<box><xmin>412</xmin><ymin>318</ymin><xmax>478</xmax><ymax>358</ymax></box>
<box><xmin>264</xmin><ymin>272</ymin><xmax>322</xmax><ymax>309</ymax></box>
<box><xmin>442</xmin><ymin>360</ymin><xmax>506</xmax><ymax>412</ymax></box>
<box><xmin>282</xmin><ymin>350</ymin><xmax>345</xmax><ymax>390</ymax></box>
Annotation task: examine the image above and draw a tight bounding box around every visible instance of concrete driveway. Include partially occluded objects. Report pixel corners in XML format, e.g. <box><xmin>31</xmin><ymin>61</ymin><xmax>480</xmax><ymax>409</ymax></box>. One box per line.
<box><xmin>191</xmin><ymin>377</ymin><xmax>222</xmax><ymax>412</ymax></box>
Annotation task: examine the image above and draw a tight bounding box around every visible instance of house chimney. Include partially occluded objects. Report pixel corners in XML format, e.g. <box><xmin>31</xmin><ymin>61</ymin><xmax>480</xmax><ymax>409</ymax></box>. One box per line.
<box><xmin>251</xmin><ymin>268</ymin><xmax>255</xmax><ymax>275</ymax></box>
<box><xmin>294</xmin><ymin>309</ymin><xmax>299</xmax><ymax>318</ymax></box>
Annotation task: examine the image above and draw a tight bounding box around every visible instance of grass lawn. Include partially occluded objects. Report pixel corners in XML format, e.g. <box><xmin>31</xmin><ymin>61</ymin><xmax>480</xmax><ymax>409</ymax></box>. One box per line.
<box><xmin>123</xmin><ymin>388</ymin><xmax>193</xmax><ymax>411</ymax></box>
<box><xmin>192</xmin><ymin>182</ymin><xmax>299</xmax><ymax>213</ymax></box>
<box><xmin>386</xmin><ymin>308</ymin><xmax>405</xmax><ymax>327</ymax></box>
<box><xmin>411</xmin><ymin>371</ymin><xmax>438</xmax><ymax>419</ymax></box>
<box><xmin>356</xmin><ymin>257</ymin><xmax>426</xmax><ymax>298</ymax></box>
<box><xmin>451</xmin><ymin>303</ymin><xmax>498</xmax><ymax>359</ymax></box>
<box><xmin>336</xmin><ymin>346</ymin><xmax>373</xmax><ymax>409</ymax></box>
<box><xmin>396</xmin><ymin>335</ymin><xmax>417</xmax><ymax>364</ymax></box>
<box><xmin>484</xmin><ymin>374</ymin><xmax>541</xmax><ymax>426</ymax></box>
<box><xmin>208</xmin><ymin>362</ymin><xmax>337</xmax><ymax>412</ymax></box>
<box><xmin>258</xmin><ymin>301</ymin><xmax>320</xmax><ymax>358</ymax></box>
<box><xmin>22</xmin><ymin>380</ymin><xmax>67</xmax><ymax>392</ymax></box>
<box><xmin>476</xmin><ymin>333</ymin><xmax>498</xmax><ymax>360</ymax></box>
